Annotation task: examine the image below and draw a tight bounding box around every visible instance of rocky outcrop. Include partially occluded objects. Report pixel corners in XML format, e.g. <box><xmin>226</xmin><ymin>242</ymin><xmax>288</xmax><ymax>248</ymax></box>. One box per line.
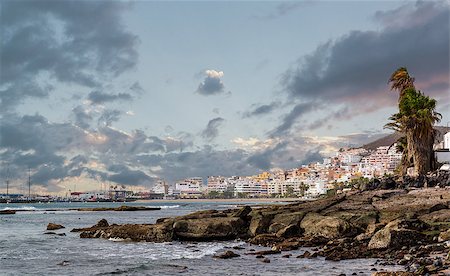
<box><xmin>300</xmin><ymin>212</ymin><xmax>355</xmax><ymax>239</ymax></box>
<box><xmin>47</xmin><ymin>223</ymin><xmax>65</xmax><ymax>230</ymax></box>
<box><xmin>72</xmin><ymin>185</ymin><xmax>450</xmax><ymax>274</ymax></box>
<box><xmin>76</xmin><ymin>206</ymin><xmax>161</xmax><ymax>212</ymax></box>
<box><xmin>173</xmin><ymin>217</ymin><xmax>247</xmax><ymax>241</ymax></box>
<box><xmin>368</xmin><ymin>219</ymin><xmax>429</xmax><ymax>250</ymax></box>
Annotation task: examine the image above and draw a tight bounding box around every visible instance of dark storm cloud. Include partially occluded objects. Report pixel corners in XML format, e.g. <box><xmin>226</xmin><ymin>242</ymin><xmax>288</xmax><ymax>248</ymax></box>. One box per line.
<box><xmin>107</xmin><ymin>165</ymin><xmax>153</xmax><ymax>186</ymax></box>
<box><xmin>201</xmin><ymin>117</ymin><xmax>225</xmax><ymax>141</ymax></box>
<box><xmin>301</xmin><ymin>149</ymin><xmax>324</xmax><ymax>164</ymax></box>
<box><xmin>269</xmin><ymin>102</ymin><xmax>318</xmax><ymax>137</ymax></box>
<box><xmin>243</xmin><ymin>102</ymin><xmax>281</xmax><ymax>118</ymax></box>
<box><xmin>273</xmin><ymin>1</ymin><xmax>449</xmax><ymax>136</ymax></box>
<box><xmin>247</xmin><ymin>142</ymin><xmax>288</xmax><ymax>170</ymax></box>
<box><xmin>196</xmin><ymin>70</ymin><xmax>225</xmax><ymax>96</ymax></box>
<box><xmin>282</xmin><ymin>1</ymin><xmax>449</xmax><ymax>104</ymax></box>
<box><xmin>0</xmin><ymin>0</ymin><xmax>138</xmax><ymax>111</ymax></box>
<box><xmin>88</xmin><ymin>91</ymin><xmax>133</xmax><ymax>104</ymax></box>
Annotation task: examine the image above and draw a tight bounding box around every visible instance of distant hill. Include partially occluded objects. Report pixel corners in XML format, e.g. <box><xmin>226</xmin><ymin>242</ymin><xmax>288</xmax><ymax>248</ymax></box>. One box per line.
<box><xmin>362</xmin><ymin>126</ymin><xmax>450</xmax><ymax>151</ymax></box>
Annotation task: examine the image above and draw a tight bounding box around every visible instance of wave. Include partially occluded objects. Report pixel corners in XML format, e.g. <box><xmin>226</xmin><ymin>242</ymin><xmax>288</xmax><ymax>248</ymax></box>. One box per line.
<box><xmin>1</xmin><ymin>206</ymin><xmax>37</xmax><ymax>211</ymax></box>
<box><xmin>148</xmin><ymin>205</ymin><xmax>180</xmax><ymax>209</ymax></box>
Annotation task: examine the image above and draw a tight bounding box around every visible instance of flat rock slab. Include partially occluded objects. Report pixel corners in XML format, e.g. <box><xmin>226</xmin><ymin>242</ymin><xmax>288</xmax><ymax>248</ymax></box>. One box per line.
<box><xmin>75</xmin><ymin>206</ymin><xmax>161</xmax><ymax>212</ymax></box>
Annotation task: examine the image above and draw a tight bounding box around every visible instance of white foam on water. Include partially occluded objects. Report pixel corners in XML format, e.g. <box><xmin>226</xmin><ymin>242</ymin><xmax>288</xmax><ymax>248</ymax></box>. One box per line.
<box><xmin>150</xmin><ymin>205</ymin><xmax>180</xmax><ymax>209</ymax></box>
<box><xmin>1</xmin><ymin>206</ymin><xmax>37</xmax><ymax>211</ymax></box>
<box><xmin>108</xmin><ymin>238</ymin><xmax>126</xmax><ymax>242</ymax></box>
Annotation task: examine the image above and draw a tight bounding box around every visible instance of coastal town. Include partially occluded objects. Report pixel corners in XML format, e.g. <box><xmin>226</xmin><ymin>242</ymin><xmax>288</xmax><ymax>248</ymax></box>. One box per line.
<box><xmin>4</xmin><ymin>130</ymin><xmax>449</xmax><ymax>203</ymax></box>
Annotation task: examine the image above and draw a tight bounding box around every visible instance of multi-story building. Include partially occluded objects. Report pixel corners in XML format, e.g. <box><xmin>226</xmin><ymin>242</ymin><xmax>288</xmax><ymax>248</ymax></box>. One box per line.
<box><xmin>207</xmin><ymin>176</ymin><xmax>228</xmax><ymax>193</ymax></box>
<box><xmin>175</xmin><ymin>177</ymin><xmax>203</xmax><ymax>198</ymax></box>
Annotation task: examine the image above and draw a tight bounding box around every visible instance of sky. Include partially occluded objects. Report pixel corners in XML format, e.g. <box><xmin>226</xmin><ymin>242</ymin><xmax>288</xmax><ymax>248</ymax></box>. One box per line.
<box><xmin>1</xmin><ymin>0</ymin><xmax>449</xmax><ymax>194</ymax></box>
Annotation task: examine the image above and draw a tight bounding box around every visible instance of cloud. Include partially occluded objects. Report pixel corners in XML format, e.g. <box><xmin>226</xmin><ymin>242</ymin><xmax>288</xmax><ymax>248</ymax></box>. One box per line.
<box><xmin>201</xmin><ymin>117</ymin><xmax>225</xmax><ymax>141</ymax></box>
<box><xmin>254</xmin><ymin>2</ymin><xmax>312</xmax><ymax>20</ymax></box>
<box><xmin>107</xmin><ymin>164</ymin><xmax>153</xmax><ymax>186</ymax></box>
<box><xmin>274</xmin><ymin>1</ymin><xmax>449</xmax><ymax>135</ymax></box>
<box><xmin>196</xmin><ymin>70</ymin><xmax>225</xmax><ymax>96</ymax></box>
<box><xmin>243</xmin><ymin>102</ymin><xmax>281</xmax><ymax>118</ymax></box>
<box><xmin>87</xmin><ymin>91</ymin><xmax>133</xmax><ymax>104</ymax></box>
<box><xmin>269</xmin><ymin>102</ymin><xmax>318</xmax><ymax>137</ymax></box>
<box><xmin>0</xmin><ymin>0</ymin><xmax>138</xmax><ymax>111</ymax></box>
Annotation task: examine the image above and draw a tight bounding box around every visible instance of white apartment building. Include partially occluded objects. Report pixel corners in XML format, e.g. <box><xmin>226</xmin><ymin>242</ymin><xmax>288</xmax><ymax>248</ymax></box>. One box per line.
<box><xmin>152</xmin><ymin>180</ymin><xmax>168</xmax><ymax>194</ymax></box>
<box><xmin>175</xmin><ymin>177</ymin><xmax>204</xmax><ymax>198</ymax></box>
<box><xmin>234</xmin><ymin>177</ymin><xmax>266</xmax><ymax>197</ymax></box>
<box><xmin>359</xmin><ymin>145</ymin><xmax>402</xmax><ymax>176</ymax></box>
<box><xmin>207</xmin><ymin>176</ymin><xmax>228</xmax><ymax>193</ymax></box>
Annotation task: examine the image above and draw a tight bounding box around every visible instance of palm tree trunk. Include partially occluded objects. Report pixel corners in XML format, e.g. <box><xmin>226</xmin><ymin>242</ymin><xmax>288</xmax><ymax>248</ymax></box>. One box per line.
<box><xmin>409</xmin><ymin>128</ymin><xmax>434</xmax><ymax>175</ymax></box>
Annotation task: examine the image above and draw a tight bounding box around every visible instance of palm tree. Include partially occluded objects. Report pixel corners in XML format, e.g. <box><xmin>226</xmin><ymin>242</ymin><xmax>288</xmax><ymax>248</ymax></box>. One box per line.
<box><xmin>386</xmin><ymin>85</ymin><xmax>441</xmax><ymax>175</ymax></box>
<box><xmin>388</xmin><ymin>67</ymin><xmax>415</xmax><ymax>98</ymax></box>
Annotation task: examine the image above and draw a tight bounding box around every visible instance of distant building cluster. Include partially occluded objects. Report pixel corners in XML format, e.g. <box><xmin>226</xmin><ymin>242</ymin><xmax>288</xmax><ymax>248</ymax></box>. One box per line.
<box><xmin>148</xmin><ymin>144</ymin><xmax>403</xmax><ymax>199</ymax></box>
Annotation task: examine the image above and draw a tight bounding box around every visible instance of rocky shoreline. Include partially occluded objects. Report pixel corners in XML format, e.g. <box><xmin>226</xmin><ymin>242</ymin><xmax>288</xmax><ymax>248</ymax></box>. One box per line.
<box><xmin>74</xmin><ymin>172</ymin><xmax>450</xmax><ymax>275</ymax></box>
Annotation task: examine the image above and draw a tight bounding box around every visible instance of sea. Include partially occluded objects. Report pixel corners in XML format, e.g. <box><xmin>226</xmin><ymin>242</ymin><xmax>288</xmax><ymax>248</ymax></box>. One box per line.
<box><xmin>0</xmin><ymin>201</ymin><xmax>402</xmax><ymax>275</ymax></box>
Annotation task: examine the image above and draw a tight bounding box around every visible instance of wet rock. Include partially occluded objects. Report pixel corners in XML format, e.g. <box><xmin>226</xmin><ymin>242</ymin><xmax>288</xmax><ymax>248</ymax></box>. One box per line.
<box><xmin>282</xmin><ymin>254</ymin><xmax>291</xmax><ymax>258</ymax></box>
<box><xmin>371</xmin><ymin>273</ymin><xmax>414</xmax><ymax>276</ymax></box>
<box><xmin>261</xmin><ymin>258</ymin><xmax>270</xmax><ymax>263</ymax></box>
<box><xmin>248</xmin><ymin>211</ymin><xmax>277</xmax><ymax>236</ymax></box>
<box><xmin>44</xmin><ymin>232</ymin><xmax>66</xmax><ymax>236</ymax></box>
<box><xmin>297</xmin><ymin>251</ymin><xmax>311</xmax><ymax>258</ymax></box>
<box><xmin>57</xmin><ymin>260</ymin><xmax>70</xmax><ymax>266</ymax></box>
<box><xmin>173</xmin><ymin>217</ymin><xmax>247</xmax><ymax>241</ymax></box>
<box><xmin>213</xmin><ymin>250</ymin><xmax>240</xmax><ymax>259</ymax></box>
<box><xmin>276</xmin><ymin>224</ymin><xmax>301</xmax><ymax>239</ymax></box>
<box><xmin>47</xmin><ymin>223</ymin><xmax>65</xmax><ymax>230</ymax></box>
<box><xmin>268</xmin><ymin>223</ymin><xmax>285</xmax><ymax>234</ymax></box>
<box><xmin>438</xmin><ymin>229</ymin><xmax>450</xmax><ymax>242</ymax></box>
<box><xmin>232</xmin><ymin>206</ymin><xmax>252</xmax><ymax>219</ymax></box>
<box><xmin>246</xmin><ymin>249</ymin><xmax>281</xmax><ymax>255</ymax></box>
<box><xmin>249</xmin><ymin>234</ymin><xmax>282</xmax><ymax>246</ymax></box>
<box><xmin>368</xmin><ymin>227</ymin><xmax>426</xmax><ymax>250</ymax></box>
<box><xmin>94</xmin><ymin>219</ymin><xmax>109</xmax><ymax>228</ymax></box>
<box><xmin>300</xmin><ymin>212</ymin><xmax>354</xmax><ymax>239</ymax></box>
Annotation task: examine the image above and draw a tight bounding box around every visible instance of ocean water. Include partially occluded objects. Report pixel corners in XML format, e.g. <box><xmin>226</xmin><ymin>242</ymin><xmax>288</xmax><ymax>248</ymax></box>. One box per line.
<box><xmin>0</xmin><ymin>201</ymin><xmax>401</xmax><ymax>275</ymax></box>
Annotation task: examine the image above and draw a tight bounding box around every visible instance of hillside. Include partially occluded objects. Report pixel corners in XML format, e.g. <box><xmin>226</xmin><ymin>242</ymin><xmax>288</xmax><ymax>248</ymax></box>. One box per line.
<box><xmin>362</xmin><ymin>126</ymin><xmax>450</xmax><ymax>151</ymax></box>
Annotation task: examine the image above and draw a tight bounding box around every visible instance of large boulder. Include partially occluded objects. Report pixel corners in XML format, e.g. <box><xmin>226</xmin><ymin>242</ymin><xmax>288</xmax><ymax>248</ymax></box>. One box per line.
<box><xmin>248</xmin><ymin>211</ymin><xmax>277</xmax><ymax>236</ymax></box>
<box><xmin>300</xmin><ymin>212</ymin><xmax>354</xmax><ymax>239</ymax></box>
<box><xmin>173</xmin><ymin>217</ymin><xmax>247</xmax><ymax>241</ymax></box>
<box><xmin>79</xmin><ymin>221</ymin><xmax>174</xmax><ymax>242</ymax></box>
<box><xmin>367</xmin><ymin>220</ymin><xmax>428</xmax><ymax>250</ymax></box>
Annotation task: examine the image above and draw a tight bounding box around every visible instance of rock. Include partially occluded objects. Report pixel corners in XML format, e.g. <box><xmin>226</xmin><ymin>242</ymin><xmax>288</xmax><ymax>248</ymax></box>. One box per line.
<box><xmin>173</xmin><ymin>217</ymin><xmax>247</xmax><ymax>241</ymax></box>
<box><xmin>429</xmin><ymin>203</ymin><xmax>448</xmax><ymax>213</ymax></box>
<box><xmin>57</xmin><ymin>260</ymin><xmax>70</xmax><ymax>266</ymax></box>
<box><xmin>276</xmin><ymin>224</ymin><xmax>301</xmax><ymax>239</ymax></box>
<box><xmin>268</xmin><ymin>223</ymin><xmax>286</xmax><ymax>234</ymax></box>
<box><xmin>232</xmin><ymin>206</ymin><xmax>252</xmax><ymax>218</ymax></box>
<box><xmin>44</xmin><ymin>232</ymin><xmax>66</xmax><ymax>236</ymax></box>
<box><xmin>371</xmin><ymin>272</ymin><xmax>414</xmax><ymax>276</ymax></box>
<box><xmin>213</xmin><ymin>250</ymin><xmax>240</xmax><ymax>259</ymax></box>
<box><xmin>76</xmin><ymin>206</ymin><xmax>161</xmax><ymax>212</ymax></box>
<box><xmin>79</xmin><ymin>220</ymin><xmax>174</xmax><ymax>242</ymax></box>
<box><xmin>272</xmin><ymin>239</ymin><xmax>301</xmax><ymax>251</ymax></box>
<box><xmin>271</xmin><ymin>211</ymin><xmax>306</xmax><ymax>227</ymax></box>
<box><xmin>261</xmin><ymin>258</ymin><xmax>270</xmax><ymax>263</ymax></box>
<box><xmin>94</xmin><ymin>219</ymin><xmax>109</xmax><ymax>228</ymax></box>
<box><xmin>47</xmin><ymin>223</ymin><xmax>65</xmax><ymax>230</ymax></box>
<box><xmin>249</xmin><ymin>234</ymin><xmax>282</xmax><ymax>246</ymax></box>
<box><xmin>438</xmin><ymin>229</ymin><xmax>450</xmax><ymax>242</ymax></box>
<box><xmin>297</xmin><ymin>251</ymin><xmax>311</xmax><ymax>258</ymax></box>
<box><xmin>245</xmin><ymin>249</ymin><xmax>281</xmax><ymax>255</ymax></box>
<box><xmin>282</xmin><ymin>254</ymin><xmax>291</xmax><ymax>258</ymax></box>
<box><xmin>300</xmin><ymin>212</ymin><xmax>354</xmax><ymax>239</ymax></box>
<box><xmin>368</xmin><ymin>226</ymin><xmax>427</xmax><ymax>250</ymax></box>
<box><xmin>248</xmin><ymin>211</ymin><xmax>276</xmax><ymax>236</ymax></box>
<box><xmin>232</xmin><ymin>246</ymin><xmax>245</xmax><ymax>250</ymax></box>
